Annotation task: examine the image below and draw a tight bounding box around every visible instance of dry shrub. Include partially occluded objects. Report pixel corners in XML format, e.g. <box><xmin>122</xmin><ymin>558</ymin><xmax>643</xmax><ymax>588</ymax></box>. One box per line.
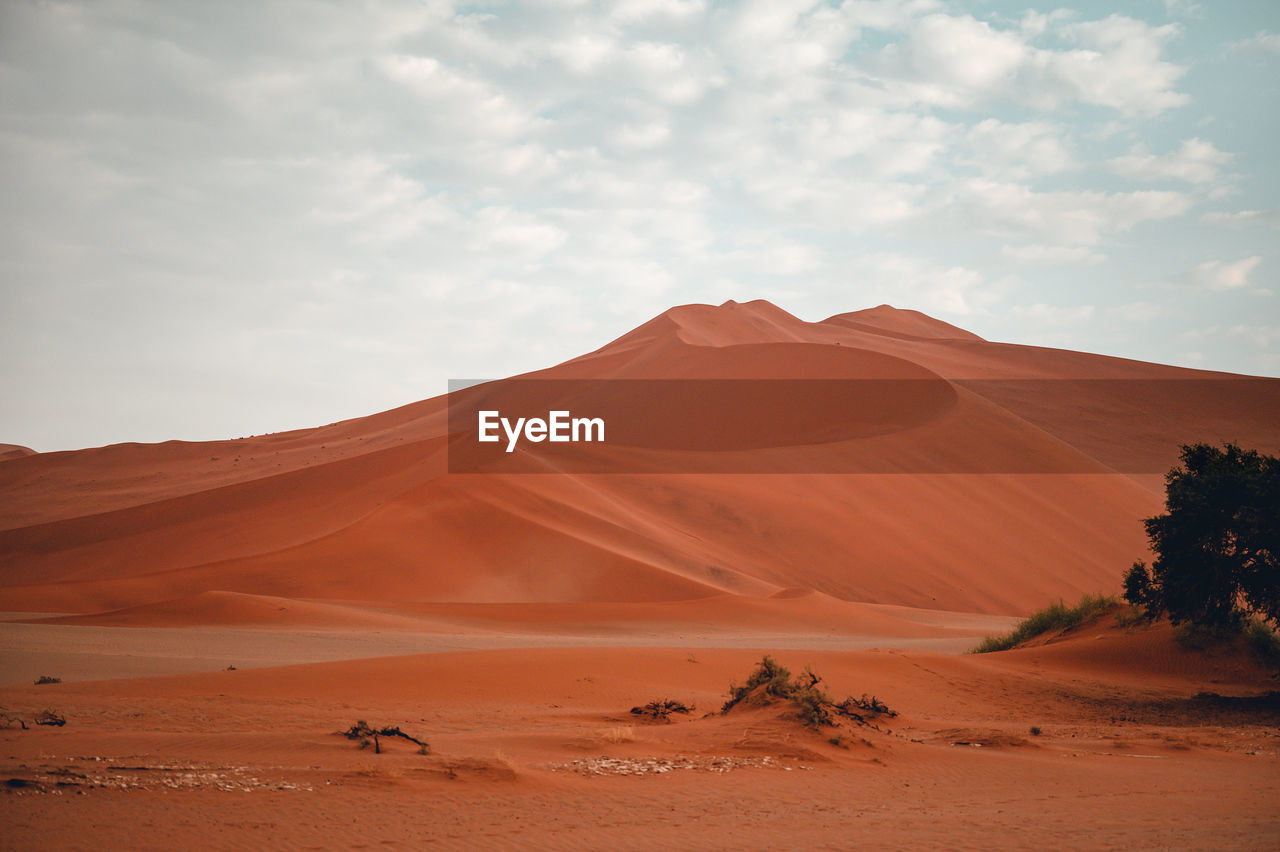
<box><xmin>723</xmin><ymin>656</ymin><xmax>896</xmax><ymax>730</ymax></box>
<box><xmin>342</xmin><ymin>720</ymin><xmax>429</xmax><ymax>754</ymax></box>
<box><xmin>629</xmin><ymin>699</ymin><xmax>695</xmax><ymax>722</ymax></box>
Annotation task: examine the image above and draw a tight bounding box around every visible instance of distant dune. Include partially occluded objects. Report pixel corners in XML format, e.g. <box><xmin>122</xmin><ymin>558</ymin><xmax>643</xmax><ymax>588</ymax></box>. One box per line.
<box><xmin>1</xmin><ymin>301</ymin><xmax>1277</xmax><ymax>619</ymax></box>
<box><xmin>0</xmin><ymin>443</ymin><xmax>35</xmax><ymax>462</ymax></box>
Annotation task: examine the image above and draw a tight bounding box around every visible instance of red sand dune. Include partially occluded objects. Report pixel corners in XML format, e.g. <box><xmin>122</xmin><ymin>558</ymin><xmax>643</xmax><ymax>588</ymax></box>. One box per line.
<box><xmin>1</xmin><ymin>301</ymin><xmax>1277</xmax><ymax>621</ymax></box>
<box><xmin>3</xmin><ymin>303</ymin><xmax>1279</xmax><ymax>849</ymax></box>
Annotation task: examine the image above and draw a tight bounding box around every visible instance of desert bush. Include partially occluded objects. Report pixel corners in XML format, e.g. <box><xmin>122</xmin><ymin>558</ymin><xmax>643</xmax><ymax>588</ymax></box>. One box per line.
<box><xmin>629</xmin><ymin>699</ymin><xmax>694</xmax><ymax>722</ymax></box>
<box><xmin>34</xmin><ymin>676</ymin><xmax>61</xmax><ymax>685</ymax></box>
<box><xmin>723</xmin><ymin>655</ymin><xmax>795</xmax><ymax>710</ymax></box>
<box><xmin>722</xmin><ymin>656</ymin><xmax>895</xmax><ymax>729</ymax></box>
<box><xmin>34</xmin><ymin>710</ymin><xmax>65</xmax><ymax>727</ymax></box>
<box><xmin>790</xmin><ymin>677</ymin><xmax>834</xmax><ymax>728</ymax></box>
<box><xmin>0</xmin><ymin>708</ymin><xmax>64</xmax><ymax>728</ymax></box>
<box><xmin>1</xmin><ymin>709</ymin><xmax>28</xmax><ymax>730</ymax></box>
<box><xmin>839</xmin><ymin>694</ymin><xmax>897</xmax><ymax>718</ymax></box>
<box><xmin>971</xmin><ymin>594</ymin><xmax>1116</xmax><ymax>653</ymax></box>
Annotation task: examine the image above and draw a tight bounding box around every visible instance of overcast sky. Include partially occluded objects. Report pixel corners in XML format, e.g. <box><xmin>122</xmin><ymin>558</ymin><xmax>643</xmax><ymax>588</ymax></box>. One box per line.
<box><xmin>2</xmin><ymin>0</ymin><xmax>1278</xmax><ymax>451</ymax></box>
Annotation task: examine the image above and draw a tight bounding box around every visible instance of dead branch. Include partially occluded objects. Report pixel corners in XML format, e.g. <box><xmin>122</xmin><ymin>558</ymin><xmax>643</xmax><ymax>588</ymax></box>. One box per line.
<box><xmin>342</xmin><ymin>720</ymin><xmax>429</xmax><ymax>753</ymax></box>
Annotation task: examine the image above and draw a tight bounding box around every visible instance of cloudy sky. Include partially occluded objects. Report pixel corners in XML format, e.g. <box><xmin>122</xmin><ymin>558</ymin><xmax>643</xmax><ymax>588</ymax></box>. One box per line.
<box><xmin>2</xmin><ymin>0</ymin><xmax>1277</xmax><ymax>451</ymax></box>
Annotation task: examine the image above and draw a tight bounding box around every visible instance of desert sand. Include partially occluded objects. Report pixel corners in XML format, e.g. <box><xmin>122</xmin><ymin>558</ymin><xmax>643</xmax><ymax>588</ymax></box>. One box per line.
<box><xmin>2</xmin><ymin>301</ymin><xmax>1277</xmax><ymax>849</ymax></box>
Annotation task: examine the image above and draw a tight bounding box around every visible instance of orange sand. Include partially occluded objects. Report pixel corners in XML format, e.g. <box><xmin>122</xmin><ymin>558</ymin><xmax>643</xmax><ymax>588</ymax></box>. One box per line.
<box><xmin>1</xmin><ymin>623</ymin><xmax>1277</xmax><ymax>849</ymax></box>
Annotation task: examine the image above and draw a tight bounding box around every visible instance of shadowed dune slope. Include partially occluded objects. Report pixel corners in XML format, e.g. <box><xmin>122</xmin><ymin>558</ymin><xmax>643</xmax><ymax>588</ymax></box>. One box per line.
<box><xmin>1</xmin><ymin>301</ymin><xmax>1276</xmax><ymax>617</ymax></box>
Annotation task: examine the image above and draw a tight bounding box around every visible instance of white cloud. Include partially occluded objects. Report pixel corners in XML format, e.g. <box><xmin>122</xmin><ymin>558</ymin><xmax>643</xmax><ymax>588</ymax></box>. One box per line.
<box><xmin>890</xmin><ymin>13</ymin><xmax>1030</xmax><ymax>101</ymax></box>
<box><xmin>966</xmin><ymin>119</ymin><xmax>1074</xmax><ymax>179</ymax></box>
<box><xmin>715</xmin><ymin>230</ymin><xmax>826</xmax><ymax>278</ymax></box>
<box><xmin>1018</xmin><ymin>10</ymin><xmax>1073</xmax><ymax>39</ymax></box>
<box><xmin>1007</xmin><ymin>303</ymin><xmax>1096</xmax><ymax>324</ymax></box>
<box><xmin>1200</xmin><ymin>208</ymin><xmax>1280</xmax><ymax>227</ymax></box>
<box><xmin>843</xmin><ymin>253</ymin><xmax>996</xmax><ymax>316</ymax></box>
<box><xmin>1231</xmin><ymin>30</ymin><xmax>1280</xmax><ymax>54</ymax></box>
<box><xmin>1108</xmin><ymin>138</ymin><xmax>1232</xmax><ymax>184</ymax></box>
<box><xmin>1225</xmin><ymin>325</ymin><xmax>1280</xmax><ymax>348</ymax></box>
<box><xmin>1176</xmin><ymin>324</ymin><xmax>1280</xmax><ymax>376</ymax></box>
<box><xmin>955</xmin><ymin>180</ymin><xmax>1191</xmax><ymax>245</ymax></box>
<box><xmin>549</xmin><ymin>33</ymin><xmax>618</xmax><ymax>73</ymax></box>
<box><xmin>1193</xmin><ymin>256</ymin><xmax>1263</xmax><ymax>291</ymax></box>
<box><xmin>1106</xmin><ymin>301</ymin><xmax>1171</xmax><ymax>322</ymax></box>
<box><xmin>840</xmin><ymin>0</ymin><xmax>943</xmax><ymax>31</ymax></box>
<box><xmin>1161</xmin><ymin>0</ymin><xmax>1201</xmax><ymax>16</ymax></box>
<box><xmin>609</xmin><ymin>0</ymin><xmax>706</xmax><ymax>23</ymax></box>
<box><xmin>739</xmin><ymin>169</ymin><xmax>928</xmax><ymax>226</ymax></box>
<box><xmin>1001</xmin><ymin>244</ymin><xmax>1104</xmax><ymax>266</ymax></box>
<box><xmin>379</xmin><ymin>55</ymin><xmax>535</xmax><ymax>140</ymax></box>
<box><xmin>1045</xmin><ymin>16</ymin><xmax>1189</xmax><ymax>114</ymax></box>
<box><xmin>468</xmin><ymin>207</ymin><xmax>568</xmax><ymax>258</ymax></box>
<box><xmin>792</xmin><ymin>108</ymin><xmax>953</xmax><ymax>176</ymax></box>
<box><xmin>875</xmin><ymin>12</ymin><xmax>1188</xmax><ymax>114</ymax></box>
<box><xmin>719</xmin><ymin>0</ymin><xmax>858</xmax><ymax>85</ymax></box>
<box><xmin>611</xmin><ymin>121</ymin><xmax>672</xmax><ymax>151</ymax></box>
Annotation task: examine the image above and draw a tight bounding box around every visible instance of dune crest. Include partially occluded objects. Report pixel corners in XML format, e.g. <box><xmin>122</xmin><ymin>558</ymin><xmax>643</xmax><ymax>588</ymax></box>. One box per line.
<box><xmin>822</xmin><ymin>304</ymin><xmax>986</xmax><ymax>341</ymax></box>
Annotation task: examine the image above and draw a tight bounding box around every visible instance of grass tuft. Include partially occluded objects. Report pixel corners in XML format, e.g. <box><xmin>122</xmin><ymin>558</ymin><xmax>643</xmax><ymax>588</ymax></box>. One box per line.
<box><xmin>1175</xmin><ymin>617</ymin><xmax>1280</xmax><ymax>670</ymax></box>
<box><xmin>1243</xmin><ymin>619</ymin><xmax>1280</xmax><ymax>670</ymax></box>
<box><xmin>971</xmin><ymin>594</ymin><xmax>1116</xmax><ymax>654</ymax></box>
<box><xmin>598</xmin><ymin>725</ymin><xmax>635</xmax><ymax>744</ymax></box>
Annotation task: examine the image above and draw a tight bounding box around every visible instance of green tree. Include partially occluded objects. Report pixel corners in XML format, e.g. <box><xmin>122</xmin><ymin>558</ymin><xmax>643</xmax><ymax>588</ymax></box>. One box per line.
<box><xmin>1124</xmin><ymin>442</ymin><xmax>1279</xmax><ymax>628</ymax></box>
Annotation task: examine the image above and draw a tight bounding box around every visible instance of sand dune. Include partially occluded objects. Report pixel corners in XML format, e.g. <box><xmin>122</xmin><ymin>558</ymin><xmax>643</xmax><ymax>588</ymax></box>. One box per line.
<box><xmin>1</xmin><ymin>301</ymin><xmax>1276</xmax><ymax>619</ymax></box>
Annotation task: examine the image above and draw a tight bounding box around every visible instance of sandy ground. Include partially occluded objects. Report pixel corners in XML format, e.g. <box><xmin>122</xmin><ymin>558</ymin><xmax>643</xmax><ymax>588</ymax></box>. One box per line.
<box><xmin>0</xmin><ymin>594</ymin><xmax>1018</xmax><ymax>685</ymax></box>
<box><xmin>1</xmin><ymin>616</ymin><xmax>1277</xmax><ymax>850</ymax></box>
<box><xmin>0</xmin><ymin>621</ymin><xmax>997</xmax><ymax>686</ymax></box>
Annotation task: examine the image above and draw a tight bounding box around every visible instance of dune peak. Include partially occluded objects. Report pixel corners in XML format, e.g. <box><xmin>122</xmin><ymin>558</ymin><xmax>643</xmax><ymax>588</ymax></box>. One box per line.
<box><xmin>822</xmin><ymin>305</ymin><xmax>984</xmax><ymax>342</ymax></box>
